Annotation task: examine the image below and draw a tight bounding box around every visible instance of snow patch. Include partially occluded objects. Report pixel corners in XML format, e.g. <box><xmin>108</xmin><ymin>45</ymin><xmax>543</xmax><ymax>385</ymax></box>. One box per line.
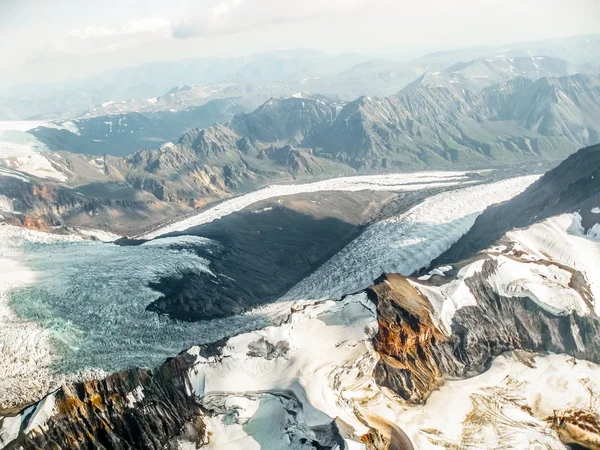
<box><xmin>0</xmin><ymin>195</ymin><xmax>16</xmax><ymax>213</ymax></box>
<box><xmin>508</xmin><ymin>214</ymin><xmax>600</xmax><ymax>314</ymax></box>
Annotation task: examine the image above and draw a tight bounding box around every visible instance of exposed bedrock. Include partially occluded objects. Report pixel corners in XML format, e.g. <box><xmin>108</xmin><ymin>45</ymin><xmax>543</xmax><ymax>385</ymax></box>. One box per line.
<box><xmin>367</xmin><ymin>259</ymin><xmax>600</xmax><ymax>405</ymax></box>
<box><xmin>2</xmin><ymin>352</ymin><xmax>205</xmax><ymax>450</ymax></box>
<box><xmin>366</xmin><ymin>273</ymin><xmax>446</xmax><ymax>404</ymax></box>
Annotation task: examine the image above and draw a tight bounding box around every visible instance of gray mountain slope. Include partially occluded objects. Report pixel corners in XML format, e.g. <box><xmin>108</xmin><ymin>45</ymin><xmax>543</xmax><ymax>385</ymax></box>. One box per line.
<box><xmin>28</xmin><ymin>96</ymin><xmax>268</xmax><ymax>157</ymax></box>
<box><xmin>307</xmin><ymin>74</ymin><xmax>600</xmax><ymax>169</ymax></box>
<box><xmin>430</xmin><ymin>143</ymin><xmax>600</xmax><ymax>267</ymax></box>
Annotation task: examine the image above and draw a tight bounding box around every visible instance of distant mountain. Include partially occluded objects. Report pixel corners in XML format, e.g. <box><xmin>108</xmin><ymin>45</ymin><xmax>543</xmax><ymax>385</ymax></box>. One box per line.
<box><xmin>28</xmin><ymin>96</ymin><xmax>269</xmax><ymax>157</ymax></box>
<box><xmin>415</xmin><ymin>34</ymin><xmax>600</xmax><ymax>66</ymax></box>
<box><xmin>2</xmin><ymin>75</ymin><xmax>600</xmax><ymax>233</ymax></box>
<box><xmin>307</xmin><ymin>74</ymin><xmax>600</xmax><ymax>169</ymax></box>
<box><xmin>103</xmin><ymin>75</ymin><xmax>600</xmax><ymax>204</ymax></box>
<box><xmin>0</xmin><ymin>51</ymin><xmax>369</xmax><ymax>120</ymax></box>
<box><xmin>401</xmin><ymin>56</ymin><xmax>586</xmax><ymax>92</ymax></box>
<box><xmin>229</xmin><ymin>95</ymin><xmax>343</xmax><ymax>143</ymax></box>
<box><xmin>105</xmin><ymin>114</ymin><xmax>352</xmax><ymax>207</ymax></box>
<box><xmin>2</xmin><ymin>35</ymin><xmax>598</xmax><ymax>120</ymax></box>
<box><xmin>82</xmin><ymin>85</ymin><xmax>272</xmax><ymax>117</ymax></box>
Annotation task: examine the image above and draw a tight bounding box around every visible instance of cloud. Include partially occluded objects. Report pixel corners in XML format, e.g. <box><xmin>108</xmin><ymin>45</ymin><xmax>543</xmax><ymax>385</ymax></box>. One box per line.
<box><xmin>172</xmin><ymin>0</ymin><xmax>362</xmax><ymax>39</ymax></box>
<box><xmin>69</xmin><ymin>17</ymin><xmax>170</xmax><ymax>40</ymax></box>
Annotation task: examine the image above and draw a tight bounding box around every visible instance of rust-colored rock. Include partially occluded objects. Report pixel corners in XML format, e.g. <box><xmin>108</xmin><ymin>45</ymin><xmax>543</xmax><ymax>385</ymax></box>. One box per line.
<box><xmin>548</xmin><ymin>410</ymin><xmax>600</xmax><ymax>450</ymax></box>
<box><xmin>367</xmin><ymin>273</ymin><xmax>447</xmax><ymax>404</ymax></box>
<box><xmin>9</xmin><ymin>352</ymin><xmax>205</xmax><ymax>450</ymax></box>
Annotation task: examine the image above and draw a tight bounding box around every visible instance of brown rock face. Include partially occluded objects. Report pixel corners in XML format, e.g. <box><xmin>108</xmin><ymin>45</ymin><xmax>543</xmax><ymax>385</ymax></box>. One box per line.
<box><xmin>7</xmin><ymin>352</ymin><xmax>204</xmax><ymax>450</ymax></box>
<box><xmin>366</xmin><ymin>273</ymin><xmax>447</xmax><ymax>404</ymax></box>
<box><xmin>367</xmin><ymin>258</ymin><xmax>600</xmax><ymax>409</ymax></box>
<box><xmin>548</xmin><ymin>410</ymin><xmax>600</xmax><ymax>450</ymax></box>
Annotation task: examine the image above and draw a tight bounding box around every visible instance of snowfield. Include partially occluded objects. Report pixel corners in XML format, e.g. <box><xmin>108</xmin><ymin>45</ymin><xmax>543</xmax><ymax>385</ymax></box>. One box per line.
<box><xmin>0</xmin><ymin>121</ymin><xmax>68</xmax><ymax>181</ymax></box>
<box><xmin>140</xmin><ymin>170</ymin><xmax>485</xmax><ymax>239</ymax></box>
<box><xmin>508</xmin><ymin>213</ymin><xmax>600</xmax><ymax>313</ymax></box>
<box><xmin>412</xmin><ymin>212</ymin><xmax>600</xmax><ymax>333</ymax></box>
<box><xmin>177</xmin><ymin>211</ymin><xmax>600</xmax><ymax>449</ymax></box>
<box><xmin>181</xmin><ymin>292</ymin><xmax>600</xmax><ymax>449</ymax></box>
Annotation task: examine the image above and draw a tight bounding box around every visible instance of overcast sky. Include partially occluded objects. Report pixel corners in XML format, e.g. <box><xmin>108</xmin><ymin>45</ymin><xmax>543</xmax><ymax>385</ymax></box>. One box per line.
<box><xmin>0</xmin><ymin>0</ymin><xmax>599</xmax><ymax>86</ymax></box>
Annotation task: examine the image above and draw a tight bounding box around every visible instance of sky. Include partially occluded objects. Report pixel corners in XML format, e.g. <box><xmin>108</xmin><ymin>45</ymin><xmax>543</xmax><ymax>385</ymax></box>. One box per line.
<box><xmin>0</xmin><ymin>0</ymin><xmax>599</xmax><ymax>86</ymax></box>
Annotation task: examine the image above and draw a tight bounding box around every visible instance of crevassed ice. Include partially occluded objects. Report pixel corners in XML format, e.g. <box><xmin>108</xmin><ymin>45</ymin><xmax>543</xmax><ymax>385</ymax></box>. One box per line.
<box><xmin>1</xmin><ymin>225</ymin><xmax>269</xmax><ymax>407</ymax></box>
<box><xmin>283</xmin><ymin>175</ymin><xmax>539</xmax><ymax>301</ymax></box>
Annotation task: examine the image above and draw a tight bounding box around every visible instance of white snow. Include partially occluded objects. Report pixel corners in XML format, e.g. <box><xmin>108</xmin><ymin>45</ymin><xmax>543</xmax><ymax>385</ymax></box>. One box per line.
<box><xmin>41</xmin><ymin>121</ymin><xmax>81</xmax><ymax>136</ymax></box>
<box><xmin>6</xmin><ymin>154</ymin><xmax>67</xmax><ymax>181</ymax></box>
<box><xmin>487</xmin><ymin>255</ymin><xmax>588</xmax><ymax>316</ymax></box>
<box><xmin>75</xmin><ymin>228</ymin><xmax>122</xmax><ymax>242</ymax></box>
<box><xmin>0</xmin><ymin>166</ymin><xmax>29</xmax><ymax>182</ymax></box>
<box><xmin>412</xmin><ymin>260</ymin><xmax>485</xmax><ymax>332</ymax></box>
<box><xmin>0</xmin><ymin>195</ymin><xmax>16</xmax><ymax>213</ymax></box>
<box><xmin>252</xmin><ymin>206</ymin><xmax>273</xmax><ymax>213</ymax></box>
<box><xmin>418</xmin><ymin>264</ymin><xmax>453</xmax><ymax>281</ymax></box>
<box><xmin>391</xmin><ymin>353</ymin><xmax>600</xmax><ymax>449</ymax></box>
<box><xmin>0</xmin><ymin>121</ymin><xmax>46</xmax><ymax>133</ymax></box>
<box><xmin>507</xmin><ymin>213</ymin><xmax>600</xmax><ymax>314</ymax></box>
<box><xmin>125</xmin><ymin>386</ymin><xmax>145</xmax><ymax>407</ymax></box>
<box><xmin>186</xmin><ymin>294</ymin><xmax>376</xmax><ymax>449</ymax></box>
<box><xmin>22</xmin><ymin>392</ymin><xmax>56</xmax><ymax>434</ymax></box>
<box><xmin>180</xmin><ymin>290</ymin><xmax>600</xmax><ymax>449</ymax></box>
<box><xmin>140</xmin><ymin>170</ymin><xmax>486</xmax><ymax>239</ymax></box>
<box><xmin>60</xmin><ymin>121</ymin><xmax>80</xmax><ymax>135</ymax></box>
<box><xmin>592</xmin><ymin>207</ymin><xmax>600</xmax><ymax>214</ymax></box>
<box><xmin>0</xmin><ymin>124</ymin><xmax>67</xmax><ymax>181</ymax></box>
<box><xmin>411</xmin><ymin>212</ymin><xmax>599</xmax><ymax>331</ymax></box>
<box><xmin>588</xmin><ymin>223</ymin><xmax>600</xmax><ymax>241</ymax></box>
<box><xmin>0</xmin><ymin>414</ymin><xmax>20</xmax><ymax>446</ymax></box>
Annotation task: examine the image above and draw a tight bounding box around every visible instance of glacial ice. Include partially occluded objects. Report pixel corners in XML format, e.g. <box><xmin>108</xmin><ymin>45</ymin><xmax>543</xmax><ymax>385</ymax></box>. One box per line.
<box><xmin>0</xmin><ymin>225</ymin><xmax>268</xmax><ymax>408</ymax></box>
<box><xmin>283</xmin><ymin>175</ymin><xmax>539</xmax><ymax>301</ymax></box>
<box><xmin>140</xmin><ymin>170</ymin><xmax>484</xmax><ymax>238</ymax></box>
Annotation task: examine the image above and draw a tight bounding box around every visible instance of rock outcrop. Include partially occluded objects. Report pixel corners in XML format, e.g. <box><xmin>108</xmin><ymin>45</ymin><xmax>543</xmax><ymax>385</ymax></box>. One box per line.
<box><xmin>2</xmin><ymin>352</ymin><xmax>205</xmax><ymax>450</ymax></box>
<box><xmin>368</xmin><ymin>257</ymin><xmax>600</xmax><ymax>405</ymax></box>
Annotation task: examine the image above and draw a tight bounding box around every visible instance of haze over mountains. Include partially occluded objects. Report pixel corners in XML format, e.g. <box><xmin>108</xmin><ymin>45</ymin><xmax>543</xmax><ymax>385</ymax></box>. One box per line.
<box><xmin>1</xmin><ymin>34</ymin><xmax>599</xmax><ymax>235</ymax></box>
<box><xmin>1</xmin><ymin>34</ymin><xmax>598</xmax><ymax>121</ymax></box>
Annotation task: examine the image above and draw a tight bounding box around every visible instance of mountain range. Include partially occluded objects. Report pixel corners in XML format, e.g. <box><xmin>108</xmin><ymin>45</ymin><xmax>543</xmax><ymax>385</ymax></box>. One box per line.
<box><xmin>1</xmin><ymin>35</ymin><xmax>598</xmax><ymax>120</ymax></box>
<box><xmin>1</xmin><ymin>71</ymin><xmax>599</xmax><ymax>235</ymax></box>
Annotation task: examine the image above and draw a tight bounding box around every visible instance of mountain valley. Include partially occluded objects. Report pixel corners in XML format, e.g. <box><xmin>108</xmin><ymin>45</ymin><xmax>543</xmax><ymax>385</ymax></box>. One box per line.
<box><xmin>1</xmin><ymin>29</ymin><xmax>600</xmax><ymax>450</ymax></box>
